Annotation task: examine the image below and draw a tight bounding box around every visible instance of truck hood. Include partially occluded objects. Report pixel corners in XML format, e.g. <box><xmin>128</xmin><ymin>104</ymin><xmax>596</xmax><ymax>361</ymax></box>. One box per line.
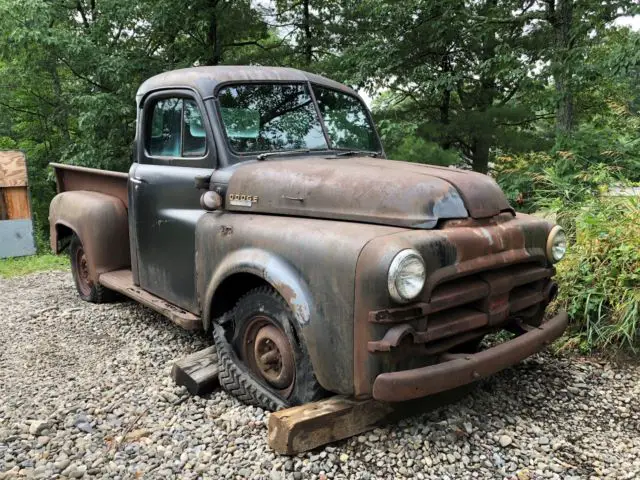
<box><xmin>224</xmin><ymin>157</ymin><xmax>513</xmax><ymax>229</ymax></box>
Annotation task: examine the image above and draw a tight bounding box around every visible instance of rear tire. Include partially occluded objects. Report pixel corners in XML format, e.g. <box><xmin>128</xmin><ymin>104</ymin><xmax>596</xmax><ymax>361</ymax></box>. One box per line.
<box><xmin>69</xmin><ymin>234</ymin><xmax>115</xmax><ymax>303</ymax></box>
<box><xmin>214</xmin><ymin>286</ymin><xmax>324</xmax><ymax>410</ymax></box>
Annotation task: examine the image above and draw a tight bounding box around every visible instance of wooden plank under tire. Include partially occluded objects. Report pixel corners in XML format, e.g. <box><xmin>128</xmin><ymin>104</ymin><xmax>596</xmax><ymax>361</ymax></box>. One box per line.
<box><xmin>99</xmin><ymin>269</ymin><xmax>202</xmax><ymax>330</ymax></box>
<box><xmin>268</xmin><ymin>396</ymin><xmax>394</xmax><ymax>455</ymax></box>
<box><xmin>268</xmin><ymin>386</ymin><xmax>473</xmax><ymax>455</ymax></box>
<box><xmin>171</xmin><ymin>346</ymin><xmax>219</xmax><ymax>396</ymax></box>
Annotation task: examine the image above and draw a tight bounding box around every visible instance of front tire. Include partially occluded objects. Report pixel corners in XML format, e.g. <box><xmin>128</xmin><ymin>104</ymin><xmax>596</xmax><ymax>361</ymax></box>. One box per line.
<box><xmin>69</xmin><ymin>234</ymin><xmax>114</xmax><ymax>303</ymax></box>
<box><xmin>214</xmin><ymin>286</ymin><xmax>324</xmax><ymax>410</ymax></box>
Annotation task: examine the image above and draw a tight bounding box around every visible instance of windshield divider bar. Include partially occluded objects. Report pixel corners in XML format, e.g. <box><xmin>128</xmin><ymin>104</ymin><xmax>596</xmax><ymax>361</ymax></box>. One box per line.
<box><xmin>307</xmin><ymin>81</ymin><xmax>333</xmax><ymax>150</ymax></box>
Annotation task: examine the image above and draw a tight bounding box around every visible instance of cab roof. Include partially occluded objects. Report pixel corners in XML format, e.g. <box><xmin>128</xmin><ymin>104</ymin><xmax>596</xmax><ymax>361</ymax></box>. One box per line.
<box><xmin>136</xmin><ymin>66</ymin><xmax>359</xmax><ymax>100</ymax></box>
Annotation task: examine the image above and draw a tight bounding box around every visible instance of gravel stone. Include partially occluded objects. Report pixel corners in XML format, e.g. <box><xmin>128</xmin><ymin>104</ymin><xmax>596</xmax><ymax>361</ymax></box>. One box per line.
<box><xmin>1</xmin><ymin>271</ymin><xmax>639</xmax><ymax>480</ymax></box>
<box><xmin>499</xmin><ymin>435</ymin><xmax>513</xmax><ymax>447</ymax></box>
<box><xmin>28</xmin><ymin>421</ymin><xmax>49</xmax><ymax>436</ymax></box>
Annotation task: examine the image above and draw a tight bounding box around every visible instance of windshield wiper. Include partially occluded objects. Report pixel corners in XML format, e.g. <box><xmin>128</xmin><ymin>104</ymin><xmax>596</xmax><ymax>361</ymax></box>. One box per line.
<box><xmin>256</xmin><ymin>149</ymin><xmax>311</xmax><ymax>161</ymax></box>
<box><xmin>332</xmin><ymin>150</ymin><xmax>379</xmax><ymax>158</ymax></box>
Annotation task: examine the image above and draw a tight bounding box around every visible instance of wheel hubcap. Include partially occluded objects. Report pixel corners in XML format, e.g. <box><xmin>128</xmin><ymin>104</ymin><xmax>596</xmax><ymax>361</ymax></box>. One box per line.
<box><xmin>242</xmin><ymin>316</ymin><xmax>295</xmax><ymax>394</ymax></box>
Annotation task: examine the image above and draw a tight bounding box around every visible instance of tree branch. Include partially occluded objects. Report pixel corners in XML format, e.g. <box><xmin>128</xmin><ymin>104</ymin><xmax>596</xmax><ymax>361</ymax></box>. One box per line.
<box><xmin>0</xmin><ymin>100</ymin><xmax>44</xmax><ymax>118</ymax></box>
<box><xmin>58</xmin><ymin>57</ymin><xmax>113</xmax><ymax>92</ymax></box>
<box><xmin>496</xmin><ymin>113</ymin><xmax>555</xmax><ymax>126</ymax></box>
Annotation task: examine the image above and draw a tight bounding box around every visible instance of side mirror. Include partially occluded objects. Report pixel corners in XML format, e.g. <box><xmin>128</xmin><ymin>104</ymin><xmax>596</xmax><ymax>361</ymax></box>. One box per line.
<box><xmin>194</xmin><ymin>174</ymin><xmax>211</xmax><ymax>190</ymax></box>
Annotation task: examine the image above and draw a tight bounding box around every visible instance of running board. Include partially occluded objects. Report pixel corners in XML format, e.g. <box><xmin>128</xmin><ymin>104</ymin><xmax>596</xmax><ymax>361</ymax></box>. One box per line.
<box><xmin>99</xmin><ymin>269</ymin><xmax>202</xmax><ymax>331</ymax></box>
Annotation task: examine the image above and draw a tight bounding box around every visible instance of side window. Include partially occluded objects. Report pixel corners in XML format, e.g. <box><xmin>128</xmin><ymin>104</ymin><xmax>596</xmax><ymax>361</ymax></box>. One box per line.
<box><xmin>183</xmin><ymin>99</ymin><xmax>206</xmax><ymax>157</ymax></box>
<box><xmin>148</xmin><ymin>98</ymin><xmax>207</xmax><ymax>158</ymax></box>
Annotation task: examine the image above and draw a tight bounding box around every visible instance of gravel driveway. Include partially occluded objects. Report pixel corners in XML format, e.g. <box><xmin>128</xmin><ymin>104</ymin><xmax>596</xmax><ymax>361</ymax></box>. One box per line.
<box><xmin>1</xmin><ymin>271</ymin><xmax>639</xmax><ymax>480</ymax></box>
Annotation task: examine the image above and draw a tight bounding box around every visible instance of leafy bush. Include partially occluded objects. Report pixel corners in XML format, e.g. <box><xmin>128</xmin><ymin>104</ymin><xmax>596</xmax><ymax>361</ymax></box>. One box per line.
<box><xmin>495</xmin><ymin>140</ymin><xmax>639</xmax><ymax>353</ymax></box>
<box><xmin>553</xmin><ymin>196</ymin><xmax>639</xmax><ymax>353</ymax></box>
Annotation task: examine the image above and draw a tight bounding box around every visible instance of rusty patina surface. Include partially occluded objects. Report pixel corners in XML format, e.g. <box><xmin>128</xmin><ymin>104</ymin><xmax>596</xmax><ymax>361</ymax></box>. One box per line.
<box><xmin>352</xmin><ymin>212</ymin><xmax>557</xmax><ymax>398</ymax></box>
<box><xmin>372</xmin><ymin>311</ymin><xmax>568</xmax><ymax>401</ymax></box>
<box><xmin>49</xmin><ymin>164</ymin><xmax>130</xmax><ymax>283</ymax></box>
<box><xmin>48</xmin><ymin>66</ymin><xmax>568</xmax><ymax>407</ymax></box>
<box><xmin>225</xmin><ymin>157</ymin><xmax>512</xmax><ymax>228</ymax></box>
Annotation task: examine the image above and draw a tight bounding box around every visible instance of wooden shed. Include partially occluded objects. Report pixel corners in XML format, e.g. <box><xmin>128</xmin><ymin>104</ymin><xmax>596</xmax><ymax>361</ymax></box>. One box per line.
<box><xmin>0</xmin><ymin>151</ymin><xmax>36</xmax><ymax>258</ymax></box>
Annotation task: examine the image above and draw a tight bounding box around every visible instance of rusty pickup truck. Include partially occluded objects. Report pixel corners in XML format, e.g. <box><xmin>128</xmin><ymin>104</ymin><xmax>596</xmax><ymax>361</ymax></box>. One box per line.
<box><xmin>49</xmin><ymin>66</ymin><xmax>568</xmax><ymax>410</ymax></box>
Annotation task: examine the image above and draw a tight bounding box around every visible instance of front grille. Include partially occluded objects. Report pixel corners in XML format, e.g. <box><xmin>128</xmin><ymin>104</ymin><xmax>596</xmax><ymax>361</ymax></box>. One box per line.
<box><xmin>368</xmin><ymin>262</ymin><xmax>554</xmax><ymax>353</ymax></box>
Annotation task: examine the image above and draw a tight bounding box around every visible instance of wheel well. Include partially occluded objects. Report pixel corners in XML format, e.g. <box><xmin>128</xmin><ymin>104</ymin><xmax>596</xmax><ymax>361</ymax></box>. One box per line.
<box><xmin>209</xmin><ymin>273</ymin><xmax>272</xmax><ymax>326</ymax></box>
<box><xmin>54</xmin><ymin>224</ymin><xmax>74</xmax><ymax>253</ymax></box>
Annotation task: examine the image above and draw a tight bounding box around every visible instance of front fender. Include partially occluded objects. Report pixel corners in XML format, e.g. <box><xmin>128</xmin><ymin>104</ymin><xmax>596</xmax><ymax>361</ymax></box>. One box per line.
<box><xmin>201</xmin><ymin>247</ymin><xmax>314</xmax><ymax>333</ymax></box>
<box><xmin>49</xmin><ymin>191</ymin><xmax>130</xmax><ymax>282</ymax></box>
<box><xmin>195</xmin><ymin>212</ymin><xmax>405</xmax><ymax>395</ymax></box>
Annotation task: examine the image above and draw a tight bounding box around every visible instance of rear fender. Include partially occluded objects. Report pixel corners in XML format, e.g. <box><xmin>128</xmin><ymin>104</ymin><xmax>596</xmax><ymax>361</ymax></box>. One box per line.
<box><xmin>49</xmin><ymin>191</ymin><xmax>130</xmax><ymax>282</ymax></box>
<box><xmin>201</xmin><ymin>247</ymin><xmax>314</xmax><ymax>334</ymax></box>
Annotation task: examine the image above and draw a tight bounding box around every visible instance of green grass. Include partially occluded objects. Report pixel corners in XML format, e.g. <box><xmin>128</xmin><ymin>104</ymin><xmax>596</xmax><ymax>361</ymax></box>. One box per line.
<box><xmin>0</xmin><ymin>254</ymin><xmax>69</xmax><ymax>278</ymax></box>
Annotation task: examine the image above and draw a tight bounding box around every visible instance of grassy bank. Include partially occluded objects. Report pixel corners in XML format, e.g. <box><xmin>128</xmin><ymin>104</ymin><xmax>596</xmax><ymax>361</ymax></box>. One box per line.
<box><xmin>0</xmin><ymin>254</ymin><xmax>69</xmax><ymax>278</ymax></box>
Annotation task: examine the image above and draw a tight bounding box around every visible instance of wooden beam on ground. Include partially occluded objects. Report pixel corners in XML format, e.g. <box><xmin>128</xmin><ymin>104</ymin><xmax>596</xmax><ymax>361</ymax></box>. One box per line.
<box><xmin>268</xmin><ymin>396</ymin><xmax>395</xmax><ymax>455</ymax></box>
<box><xmin>171</xmin><ymin>346</ymin><xmax>219</xmax><ymax>396</ymax></box>
<box><xmin>268</xmin><ymin>386</ymin><xmax>473</xmax><ymax>455</ymax></box>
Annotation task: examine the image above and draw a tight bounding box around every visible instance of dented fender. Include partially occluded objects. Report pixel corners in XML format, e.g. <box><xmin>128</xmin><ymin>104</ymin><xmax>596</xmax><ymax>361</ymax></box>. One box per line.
<box><xmin>201</xmin><ymin>247</ymin><xmax>314</xmax><ymax>333</ymax></box>
<box><xmin>49</xmin><ymin>191</ymin><xmax>130</xmax><ymax>282</ymax></box>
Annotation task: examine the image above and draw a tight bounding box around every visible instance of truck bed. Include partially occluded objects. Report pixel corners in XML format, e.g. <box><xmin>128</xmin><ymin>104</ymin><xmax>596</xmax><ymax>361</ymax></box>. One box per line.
<box><xmin>51</xmin><ymin>163</ymin><xmax>129</xmax><ymax>207</ymax></box>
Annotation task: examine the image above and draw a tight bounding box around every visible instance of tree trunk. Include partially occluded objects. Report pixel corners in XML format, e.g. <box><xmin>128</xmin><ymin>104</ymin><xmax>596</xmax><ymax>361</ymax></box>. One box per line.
<box><xmin>302</xmin><ymin>0</ymin><xmax>313</xmax><ymax>65</ymax></box>
<box><xmin>207</xmin><ymin>1</ymin><xmax>222</xmax><ymax>66</ymax></box>
<box><xmin>50</xmin><ymin>63</ymin><xmax>70</xmax><ymax>142</ymax></box>
<box><xmin>471</xmin><ymin>137</ymin><xmax>490</xmax><ymax>174</ymax></box>
<box><xmin>552</xmin><ymin>0</ymin><xmax>574</xmax><ymax>136</ymax></box>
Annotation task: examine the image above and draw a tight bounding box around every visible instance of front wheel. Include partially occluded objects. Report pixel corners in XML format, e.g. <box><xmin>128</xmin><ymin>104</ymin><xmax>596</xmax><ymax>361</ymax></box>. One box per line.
<box><xmin>214</xmin><ymin>286</ymin><xmax>324</xmax><ymax>410</ymax></box>
<box><xmin>69</xmin><ymin>234</ymin><xmax>114</xmax><ymax>303</ymax></box>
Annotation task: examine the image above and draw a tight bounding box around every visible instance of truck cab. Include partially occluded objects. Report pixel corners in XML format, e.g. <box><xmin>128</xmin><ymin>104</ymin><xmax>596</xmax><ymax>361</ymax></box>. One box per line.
<box><xmin>49</xmin><ymin>66</ymin><xmax>568</xmax><ymax>410</ymax></box>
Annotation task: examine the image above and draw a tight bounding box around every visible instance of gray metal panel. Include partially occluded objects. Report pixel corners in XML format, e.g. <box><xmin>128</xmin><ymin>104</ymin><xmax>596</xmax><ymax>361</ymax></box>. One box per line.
<box><xmin>0</xmin><ymin>219</ymin><xmax>36</xmax><ymax>258</ymax></box>
<box><xmin>136</xmin><ymin>66</ymin><xmax>359</xmax><ymax>100</ymax></box>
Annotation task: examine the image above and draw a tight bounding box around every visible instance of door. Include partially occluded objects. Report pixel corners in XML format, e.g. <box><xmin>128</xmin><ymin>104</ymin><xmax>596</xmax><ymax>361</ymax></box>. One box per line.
<box><xmin>130</xmin><ymin>90</ymin><xmax>215</xmax><ymax>313</ymax></box>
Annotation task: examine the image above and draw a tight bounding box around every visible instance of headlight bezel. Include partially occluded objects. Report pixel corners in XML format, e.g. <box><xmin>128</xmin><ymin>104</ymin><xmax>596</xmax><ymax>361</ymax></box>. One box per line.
<box><xmin>387</xmin><ymin>249</ymin><xmax>426</xmax><ymax>303</ymax></box>
<box><xmin>546</xmin><ymin>225</ymin><xmax>567</xmax><ymax>263</ymax></box>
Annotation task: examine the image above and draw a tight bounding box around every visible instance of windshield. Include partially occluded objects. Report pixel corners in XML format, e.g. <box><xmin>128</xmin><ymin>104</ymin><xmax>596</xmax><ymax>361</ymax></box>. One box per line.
<box><xmin>312</xmin><ymin>86</ymin><xmax>380</xmax><ymax>152</ymax></box>
<box><xmin>217</xmin><ymin>83</ymin><xmax>380</xmax><ymax>155</ymax></box>
<box><xmin>218</xmin><ymin>84</ymin><xmax>328</xmax><ymax>154</ymax></box>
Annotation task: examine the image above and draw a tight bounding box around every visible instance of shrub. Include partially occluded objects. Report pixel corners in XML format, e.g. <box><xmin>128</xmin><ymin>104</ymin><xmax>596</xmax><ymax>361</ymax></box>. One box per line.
<box><xmin>553</xmin><ymin>196</ymin><xmax>640</xmax><ymax>353</ymax></box>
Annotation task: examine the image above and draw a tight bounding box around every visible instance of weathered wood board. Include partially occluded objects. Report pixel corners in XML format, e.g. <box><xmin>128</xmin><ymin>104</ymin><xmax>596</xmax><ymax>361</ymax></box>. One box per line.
<box><xmin>0</xmin><ymin>151</ymin><xmax>35</xmax><ymax>258</ymax></box>
<box><xmin>1</xmin><ymin>187</ymin><xmax>30</xmax><ymax>220</ymax></box>
<box><xmin>171</xmin><ymin>346</ymin><xmax>220</xmax><ymax>396</ymax></box>
<box><xmin>0</xmin><ymin>151</ymin><xmax>27</xmax><ymax>187</ymax></box>
<box><xmin>269</xmin><ymin>396</ymin><xmax>395</xmax><ymax>455</ymax></box>
<box><xmin>268</xmin><ymin>386</ymin><xmax>473</xmax><ymax>455</ymax></box>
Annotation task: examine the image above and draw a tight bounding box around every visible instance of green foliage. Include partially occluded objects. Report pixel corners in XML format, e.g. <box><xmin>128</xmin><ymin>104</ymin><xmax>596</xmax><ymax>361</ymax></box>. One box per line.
<box><xmin>0</xmin><ymin>254</ymin><xmax>69</xmax><ymax>278</ymax></box>
<box><xmin>376</xmin><ymin>118</ymin><xmax>458</xmax><ymax>166</ymax></box>
<box><xmin>553</xmin><ymin>196</ymin><xmax>640</xmax><ymax>353</ymax></box>
<box><xmin>0</xmin><ymin>0</ymin><xmax>639</xmax><ymax>353</ymax></box>
<box><xmin>0</xmin><ymin>0</ymin><xmax>282</xmax><ymax>242</ymax></box>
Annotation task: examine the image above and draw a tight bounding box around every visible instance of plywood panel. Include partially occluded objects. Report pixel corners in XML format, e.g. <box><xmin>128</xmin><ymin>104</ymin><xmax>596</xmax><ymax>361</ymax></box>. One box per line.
<box><xmin>1</xmin><ymin>187</ymin><xmax>31</xmax><ymax>219</ymax></box>
<box><xmin>0</xmin><ymin>151</ymin><xmax>27</xmax><ymax>187</ymax></box>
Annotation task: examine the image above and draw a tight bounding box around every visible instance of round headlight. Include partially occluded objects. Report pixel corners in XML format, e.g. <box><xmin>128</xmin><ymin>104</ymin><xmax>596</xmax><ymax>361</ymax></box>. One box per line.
<box><xmin>546</xmin><ymin>225</ymin><xmax>567</xmax><ymax>263</ymax></box>
<box><xmin>388</xmin><ymin>249</ymin><xmax>426</xmax><ymax>303</ymax></box>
